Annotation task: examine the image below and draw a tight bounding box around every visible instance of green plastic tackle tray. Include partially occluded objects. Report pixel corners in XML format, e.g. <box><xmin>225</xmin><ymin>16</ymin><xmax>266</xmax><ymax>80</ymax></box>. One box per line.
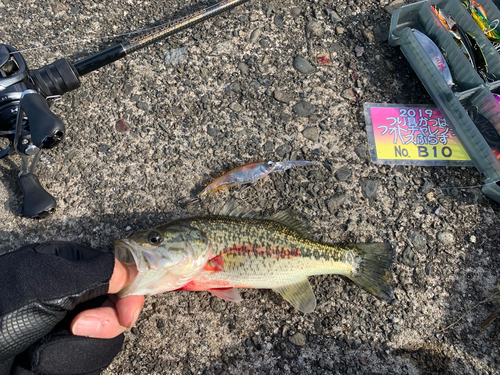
<box><xmin>388</xmin><ymin>0</ymin><xmax>500</xmax><ymax>203</ymax></box>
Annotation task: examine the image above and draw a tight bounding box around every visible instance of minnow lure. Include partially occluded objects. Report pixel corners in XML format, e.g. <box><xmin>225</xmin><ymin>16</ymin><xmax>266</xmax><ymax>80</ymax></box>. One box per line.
<box><xmin>467</xmin><ymin>105</ymin><xmax>500</xmax><ymax>161</ymax></box>
<box><xmin>412</xmin><ymin>29</ymin><xmax>454</xmax><ymax>87</ymax></box>
<box><xmin>190</xmin><ymin>160</ymin><xmax>315</xmax><ymax>203</ymax></box>
<box><xmin>463</xmin><ymin>0</ymin><xmax>500</xmax><ymax>43</ymax></box>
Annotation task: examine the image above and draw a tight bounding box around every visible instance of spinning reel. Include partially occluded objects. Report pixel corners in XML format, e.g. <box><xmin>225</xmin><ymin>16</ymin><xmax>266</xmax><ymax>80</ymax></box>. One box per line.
<box><xmin>0</xmin><ymin>0</ymin><xmax>249</xmax><ymax>218</ymax></box>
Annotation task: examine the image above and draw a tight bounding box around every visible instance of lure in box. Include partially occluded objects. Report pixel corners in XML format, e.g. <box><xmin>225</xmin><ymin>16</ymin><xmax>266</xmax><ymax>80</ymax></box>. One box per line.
<box><xmin>388</xmin><ymin>0</ymin><xmax>500</xmax><ymax>203</ymax></box>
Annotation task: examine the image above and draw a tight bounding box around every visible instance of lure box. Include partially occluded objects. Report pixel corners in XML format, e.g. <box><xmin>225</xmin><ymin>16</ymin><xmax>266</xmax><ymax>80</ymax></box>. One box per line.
<box><xmin>388</xmin><ymin>0</ymin><xmax>500</xmax><ymax>203</ymax></box>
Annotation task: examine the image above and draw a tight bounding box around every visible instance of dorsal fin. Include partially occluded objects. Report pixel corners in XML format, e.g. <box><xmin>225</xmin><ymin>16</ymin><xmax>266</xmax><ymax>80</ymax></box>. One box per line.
<box><xmin>265</xmin><ymin>209</ymin><xmax>310</xmax><ymax>238</ymax></box>
<box><xmin>210</xmin><ymin>199</ymin><xmax>261</xmax><ymax>219</ymax></box>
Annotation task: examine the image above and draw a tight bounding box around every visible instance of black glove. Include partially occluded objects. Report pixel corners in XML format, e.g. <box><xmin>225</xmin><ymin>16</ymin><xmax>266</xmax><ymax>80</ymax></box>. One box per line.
<box><xmin>0</xmin><ymin>242</ymin><xmax>123</xmax><ymax>375</ymax></box>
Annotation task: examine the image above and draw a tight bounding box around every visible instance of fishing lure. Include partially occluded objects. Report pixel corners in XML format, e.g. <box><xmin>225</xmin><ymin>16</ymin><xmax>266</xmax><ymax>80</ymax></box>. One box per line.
<box><xmin>190</xmin><ymin>160</ymin><xmax>315</xmax><ymax>203</ymax></box>
<box><xmin>463</xmin><ymin>0</ymin><xmax>500</xmax><ymax>44</ymax></box>
<box><xmin>467</xmin><ymin>106</ymin><xmax>500</xmax><ymax>161</ymax></box>
<box><xmin>432</xmin><ymin>6</ymin><xmax>490</xmax><ymax>81</ymax></box>
<box><xmin>412</xmin><ymin>29</ymin><xmax>454</xmax><ymax>87</ymax></box>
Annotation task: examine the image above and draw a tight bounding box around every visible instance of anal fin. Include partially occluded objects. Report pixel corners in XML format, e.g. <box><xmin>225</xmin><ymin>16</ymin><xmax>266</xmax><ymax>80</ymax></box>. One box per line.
<box><xmin>209</xmin><ymin>288</ymin><xmax>242</xmax><ymax>302</ymax></box>
<box><xmin>274</xmin><ymin>278</ymin><xmax>316</xmax><ymax>313</ymax></box>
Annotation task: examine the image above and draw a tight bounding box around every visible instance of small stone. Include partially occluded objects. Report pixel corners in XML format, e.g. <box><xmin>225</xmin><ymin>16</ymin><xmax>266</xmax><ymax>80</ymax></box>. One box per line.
<box><xmin>326</xmin><ymin>194</ymin><xmax>346</xmax><ymax>213</ymax></box>
<box><xmin>354</xmin><ymin>144</ymin><xmax>369</xmax><ymax>160</ymax></box>
<box><xmin>273</xmin><ymin>90</ymin><xmax>293</xmax><ymax>103</ymax></box>
<box><xmin>290</xmin><ymin>7</ymin><xmax>301</xmax><ymax>17</ymax></box>
<box><xmin>98</xmin><ymin>144</ymin><xmax>110</xmax><ymax>153</ymax></box>
<box><xmin>229</xmin><ymin>81</ymin><xmax>241</xmax><ymax>94</ymax></box>
<box><xmin>354</xmin><ymin>46</ymin><xmax>364</xmax><ymax>57</ymax></box>
<box><xmin>125</xmin><ymin>226</ymin><xmax>132</xmax><ymax>231</ymax></box>
<box><xmin>360</xmin><ymin>179</ymin><xmax>378</xmax><ymax>198</ymax></box>
<box><xmin>293</xmin><ymin>56</ymin><xmax>317</xmax><ymax>74</ymax></box>
<box><xmin>237</xmin><ymin>62</ymin><xmax>249</xmax><ymax>75</ymax></box>
<box><xmin>408</xmin><ymin>230</ymin><xmax>427</xmax><ymax>251</ymax></box>
<box><xmin>384</xmin><ymin>60</ymin><xmax>396</xmax><ymax>72</ymax></box>
<box><xmin>156</xmin><ymin>319</ymin><xmax>165</xmax><ymax>329</ymax></box>
<box><xmin>335</xmin><ymin>167</ymin><xmax>351</xmax><ymax>182</ymax></box>
<box><xmin>263</xmin><ymin>2</ymin><xmax>275</xmax><ymax>17</ymax></box>
<box><xmin>229</xmin><ymin>102</ymin><xmax>243</xmax><ymax>112</ymax></box>
<box><xmin>341</xmin><ymin>88</ymin><xmax>357</xmax><ymax>101</ymax></box>
<box><xmin>274</xmin><ymin>13</ymin><xmax>284</xmax><ymax>26</ymax></box>
<box><xmin>264</xmin><ymin>140</ymin><xmax>274</xmax><ymax>151</ymax></box>
<box><xmin>136</xmin><ymin>101</ymin><xmax>149</xmax><ymax>111</ymax></box>
<box><xmin>306</xmin><ymin>20</ymin><xmax>324</xmax><ymax>38</ymax></box>
<box><xmin>289</xmin><ymin>332</ymin><xmax>307</xmax><ymax>347</ymax></box>
<box><xmin>385</xmin><ymin>0</ymin><xmax>406</xmax><ymax>14</ymax></box>
<box><xmin>249</xmin><ymin>28</ymin><xmax>262</xmax><ymax>43</ymax></box>
<box><xmin>469</xmin><ymin>235</ymin><xmax>477</xmax><ymax>243</ymax></box>
<box><xmin>363</xmin><ymin>29</ymin><xmax>375</xmax><ymax>43</ymax></box>
<box><xmin>317</xmin><ymin>52</ymin><xmax>332</xmax><ymax>66</ymax></box>
<box><xmin>336</xmin><ymin>26</ymin><xmax>345</xmax><ymax>35</ymax></box>
<box><xmin>326</xmin><ymin>9</ymin><xmax>341</xmax><ymax>24</ymax></box>
<box><xmin>302</xmin><ymin>127</ymin><xmax>319</xmax><ymax>142</ymax></box>
<box><xmin>437</xmin><ymin>231</ymin><xmax>455</xmax><ymax>245</ymax></box>
<box><xmin>115</xmin><ymin>119</ymin><xmax>130</xmax><ymax>133</ymax></box>
<box><xmin>276</xmin><ymin>143</ymin><xmax>292</xmax><ymax>158</ymax></box>
<box><xmin>292</xmin><ymin>101</ymin><xmax>316</xmax><ymax>117</ymax></box>
<box><xmin>211</xmin><ymin>41</ymin><xmax>234</xmax><ymax>56</ymax></box>
<box><xmin>163</xmin><ymin>46</ymin><xmax>188</xmax><ymax>65</ymax></box>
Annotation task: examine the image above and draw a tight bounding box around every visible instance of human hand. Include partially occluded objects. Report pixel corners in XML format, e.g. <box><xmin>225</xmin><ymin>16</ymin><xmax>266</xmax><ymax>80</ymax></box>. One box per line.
<box><xmin>0</xmin><ymin>242</ymin><xmax>143</xmax><ymax>375</ymax></box>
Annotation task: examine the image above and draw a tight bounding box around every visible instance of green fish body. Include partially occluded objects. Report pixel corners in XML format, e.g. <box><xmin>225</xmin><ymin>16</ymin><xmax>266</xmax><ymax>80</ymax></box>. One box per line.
<box><xmin>114</xmin><ymin>208</ymin><xmax>395</xmax><ymax>313</ymax></box>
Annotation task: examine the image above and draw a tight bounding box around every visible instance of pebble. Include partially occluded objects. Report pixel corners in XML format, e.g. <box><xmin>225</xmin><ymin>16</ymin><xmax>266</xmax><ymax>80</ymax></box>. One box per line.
<box><xmin>408</xmin><ymin>230</ymin><xmax>427</xmax><ymax>252</ymax></box>
<box><xmin>274</xmin><ymin>13</ymin><xmax>284</xmax><ymax>26</ymax></box>
<box><xmin>302</xmin><ymin>127</ymin><xmax>319</xmax><ymax>142</ymax></box>
<box><xmin>363</xmin><ymin>29</ymin><xmax>375</xmax><ymax>43</ymax></box>
<box><xmin>263</xmin><ymin>2</ymin><xmax>275</xmax><ymax>17</ymax></box>
<box><xmin>249</xmin><ymin>28</ymin><xmax>262</xmax><ymax>43</ymax></box>
<box><xmin>276</xmin><ymin>143</ymin><xmax>292</xmax><ymax>158</ymax></box>
<box><xmin>354</xmin><ymin>46</ymin><xmax>364</xmax><ymax>57</ymax></box>
<box><xmin>237</xmin><ymin>62</ymin><xmax>249</xmax><ymax>75</ymax></box>
<box><xmin>115</xmin><ymin>119</ymin><xmax>130</xmax><ymax>133</ymax></box>
<box><xmin>229</xmin><ymin>81</ymin><xmax>241</xmax><ymax>94</ymax></box>
<box><xmin>273</xmin><ymin>90</ymin><xmax>293</xmax><ymax>103</ymax></box>
<box><xmin>354</xmin><ymin>144</ymin><xmax>369</xmax><ymax>160</ymax></box>
<box><xmin>290</xmin><ymin>7</ymin><xmax>301</xmax><ymax>17</ymax></box>
<box><xmin>292</xmin><ymin>101</ymin><xmax>316</xmax><ymax>117</ymax></box>
<box><xmin>360</xmin><ymin>179</ymin><xmax>378</xmax><ymax>198</ymax></box>
<box><xmin>306</xmin><ymin>20</ymin><xmax>324</xmax><ymax>38</ymax></box>
<box><xmin>292</xmin><ymin>56</ymin><xmax>317</xmax><ymax>75</ymax></box>
<box><xmin>469</xmin><ymin>235</ymin><xmax>476</xmax><ymax>243</ymax></box>
<box><xmin>385</xmin><ymin>0</ymin><xmax>406</xmax><ymax>14</ymax></box>
<box><xmin>326</xmin><ymin>193</ymin><xmax>346</xmax><ymax>213</ymax></box>
<box><xmin>336</xmin><ymin>26</ymin><xmax>345</xmax><ymax>35</ymax></box>
<box><xmin>437</xmin><ymin>231</ymin><xmax>455</xmax><ymax>245</ymax></box>
<box><xmin>326</xmin><ymin>9</ymin><xmax>341</xmax><ymax>24</ymax></box>
<box><xmin>341</xmin><ymin>88</ymin><xmax>357</xmax><ymax>101</ymax></box>
<box><xmin>335</xmin><ymin>167</ymin><xmax>351</xmax><ymax>182</ymax></box>
<box><xmin>289</xmin><ymin>332</ymin><xmax>307</xmax><ymax>347</ymax></box>
<box><xmin>229</xmin><ymin>102</ymin><xmax>243</xmax><ymax>112</ymax></box>
<box><xmin>163</xmin><ymin>46</ymin><xmax>187</xmax><ymax>65</ymax></box>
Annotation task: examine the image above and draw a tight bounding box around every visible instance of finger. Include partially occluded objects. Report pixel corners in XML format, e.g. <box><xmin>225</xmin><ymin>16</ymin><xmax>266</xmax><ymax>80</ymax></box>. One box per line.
<box><xmin>70</xmin><ymin>295</ymin><xmax>144</xmax><ymax>339</ymax></box>
<box><xmin>108</xmin><ymin>258</ymin><xmax>139</xmax><ymax>294</ymax></box>
<box><xmin>110</xmin><ymin>294</ymin><xmax>145</xmax><ymax>328</ymax></box>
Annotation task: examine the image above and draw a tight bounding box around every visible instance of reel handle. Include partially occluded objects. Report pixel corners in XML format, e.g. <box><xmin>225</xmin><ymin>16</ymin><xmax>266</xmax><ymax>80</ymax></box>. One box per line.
<box><xmin>18</xmin><ymin>173</ymin><xmax>56</xmax><ymax>218</ymax></box>
<box><xmin>20</xmin><ymin>92</ymin><xmax>65</xmax><ymax>149</ymax></box>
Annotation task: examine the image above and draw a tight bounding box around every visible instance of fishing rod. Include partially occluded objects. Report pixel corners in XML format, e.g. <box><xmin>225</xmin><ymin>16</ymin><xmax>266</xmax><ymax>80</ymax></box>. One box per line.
<box><xmin>0</xmin><ymin>0</ymin><xmax>250</xmax><ymax>218</ymax></box>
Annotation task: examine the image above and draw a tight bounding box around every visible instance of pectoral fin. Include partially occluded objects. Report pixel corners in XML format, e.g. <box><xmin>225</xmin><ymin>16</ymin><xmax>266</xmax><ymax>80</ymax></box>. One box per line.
<box><xmin>209</xmin><ymin>288</ymin><xmax>242</xmax><ymax>302</ymax></box>
<box><xmin>274</xmin><ymin>279</ymin><xmax>316</xmax><ymax>313</ymax></box>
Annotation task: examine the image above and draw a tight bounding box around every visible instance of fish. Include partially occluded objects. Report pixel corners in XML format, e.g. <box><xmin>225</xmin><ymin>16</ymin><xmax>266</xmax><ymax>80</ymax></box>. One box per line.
<box><xmin>412</xmin><ymin>29</ymin><xmax>454</xmax><ymax>87</ymax></box>
<box><xmin>189</xmin><ymin>160</ymin><xmax>315</xmax><ymax>203</ymax></box>
<box><xmin>114</xmin><ymin>202</ymin><xmax>395</xmax><ymax>313</ymax></box>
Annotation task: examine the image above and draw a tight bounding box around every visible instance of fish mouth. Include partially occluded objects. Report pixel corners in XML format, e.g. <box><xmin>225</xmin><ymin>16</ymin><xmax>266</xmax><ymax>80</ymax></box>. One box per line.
<box><xmin>114</xmin><ymin>239</ymin><xmax>140</xmax><ymax>266</ymax></box>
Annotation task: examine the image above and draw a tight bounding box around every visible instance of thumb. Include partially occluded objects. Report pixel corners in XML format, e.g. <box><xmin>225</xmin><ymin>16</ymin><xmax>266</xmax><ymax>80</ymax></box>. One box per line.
<box><xmin>108</xmin><ymin>259</ymin><xmax>138</xmax><ymax>294</ymax></box>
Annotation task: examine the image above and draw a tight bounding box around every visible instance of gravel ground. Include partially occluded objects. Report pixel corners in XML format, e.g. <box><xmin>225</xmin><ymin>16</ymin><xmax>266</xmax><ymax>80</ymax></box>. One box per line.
<box><xmin>1</xmin><ymin>0</ymin><xmax>500</xmax><ymax>374</ymax></box>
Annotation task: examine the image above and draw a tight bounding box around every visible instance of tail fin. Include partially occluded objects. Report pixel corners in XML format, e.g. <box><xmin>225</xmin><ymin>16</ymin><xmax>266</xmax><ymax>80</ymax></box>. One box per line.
<box><xmin>346</xmin><ymin>243</ymin><xmax>395</xmax><ymax>302</ymax></box>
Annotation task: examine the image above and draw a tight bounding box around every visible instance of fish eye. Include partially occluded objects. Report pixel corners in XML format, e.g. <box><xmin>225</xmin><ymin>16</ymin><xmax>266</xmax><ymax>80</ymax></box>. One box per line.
<box><xmin>148</xmin><ymin>231</ymin><xmax>162</xmax><ymax>245</ymax></box>
<box><xmin>267</xmin><ymin>161</ymin><xmax>274</xmax><ymax>165</ymax></box>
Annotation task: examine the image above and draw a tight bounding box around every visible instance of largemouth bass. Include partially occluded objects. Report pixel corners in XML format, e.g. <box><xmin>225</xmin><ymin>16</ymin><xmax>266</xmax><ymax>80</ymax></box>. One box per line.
<box><xmin>114</xmin><ymin>205</ymin><xmax>395</xmax><ymax>313</ymax></box>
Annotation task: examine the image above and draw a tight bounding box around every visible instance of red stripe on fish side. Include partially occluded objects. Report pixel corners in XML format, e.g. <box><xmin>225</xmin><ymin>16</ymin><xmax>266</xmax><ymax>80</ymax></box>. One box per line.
<box><xmin>177</xmin><ymin>278</ymin><xmax>231</xmax><ymax>291</ymax></box>
<box><xmin>220</xmin><ymin>244</ymin><xmax>301</xmax><ymax>259</ymax></box>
